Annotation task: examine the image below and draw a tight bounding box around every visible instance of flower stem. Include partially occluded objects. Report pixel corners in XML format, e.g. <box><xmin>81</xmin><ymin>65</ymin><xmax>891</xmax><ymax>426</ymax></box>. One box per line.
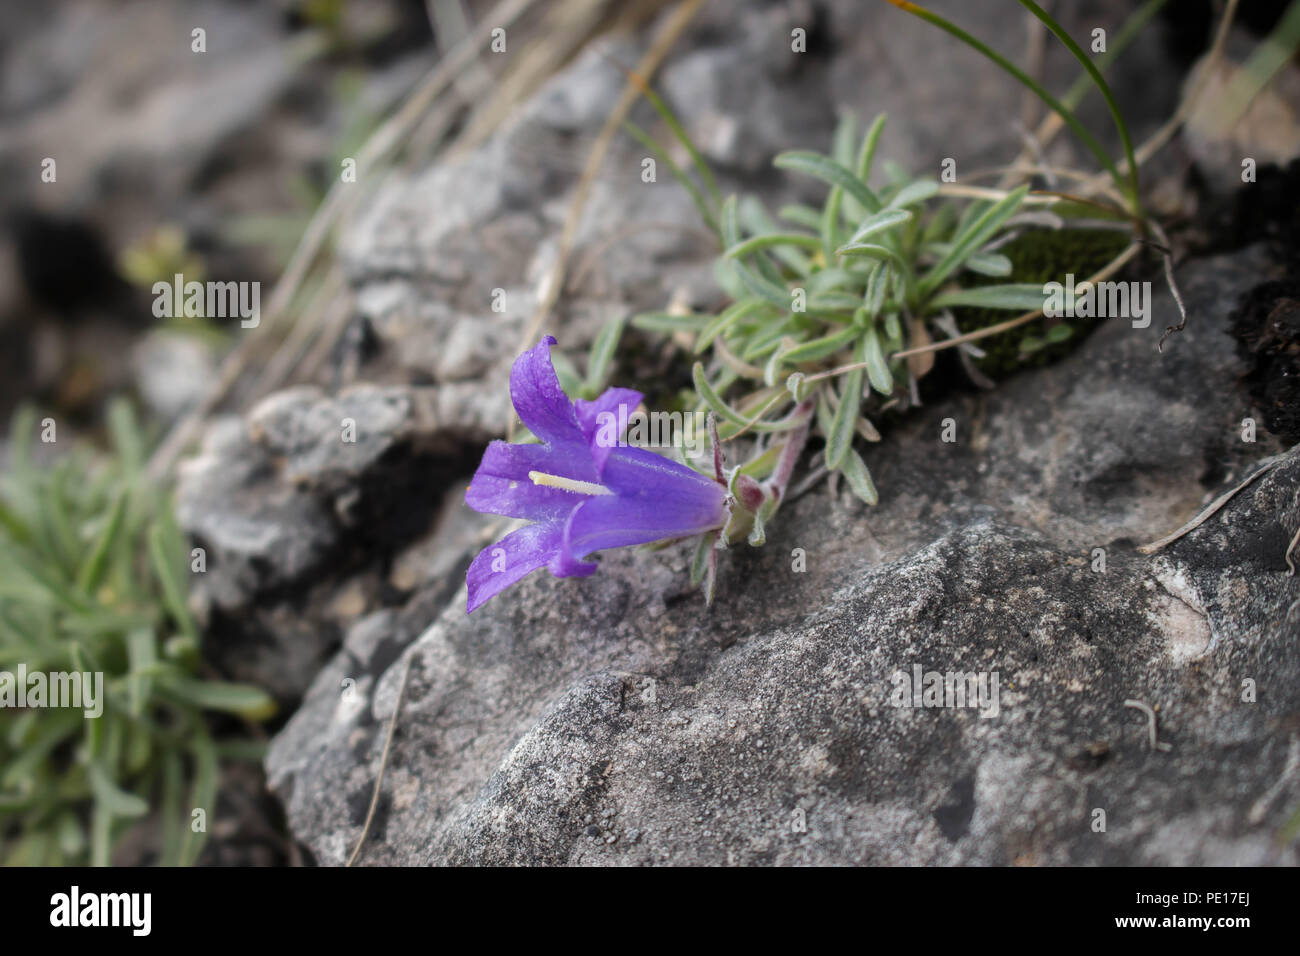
<box><xmin>764</xmin><ymin>398</ymin><xmax>815</xmax><ymax>506</ymax></box>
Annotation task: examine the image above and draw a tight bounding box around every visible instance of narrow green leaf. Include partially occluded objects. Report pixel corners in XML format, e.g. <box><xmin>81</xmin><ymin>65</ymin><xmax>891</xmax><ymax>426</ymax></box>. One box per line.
<box><xmin>1016</xmin><ymin>0</ymin><xmax>1140</xmax><ymax>206</ymax></box>
<box><xmin>180</xmin><ymin>728</ymin><xmax>218</xmax><ymax>866</ymax></box>
<box><xmin>107</xmin><ymin>399</ymin><xmax>145</xmax><ymax>478</ymax></box>
<box><xmin>863</xmin><ymin>326</ymin><xmax>894</xmax><ymax>396</ymax></box>
<box><xmin>830</xmin><ymin>111</ymin><xmax>858</xmax><ymax>167</ymax></box>
<box><xmin>696</xmin><ymin>299</ymin><xmax>765</xmax><ymax>353</ymax></box>
<box><xmin>775</xmin><ymin>151</ymin><xmax>881</xmax><ymax>214</ymax></box>
<box><xmin>781</xmin><ymin>325</ymin><xmax>860</xmax><ymax>364</ymax></box>
<box><xmin>738</xmin><ymin>197</ymin><xmax>816</xmax><ymax>275</ymax></box>
<box><xmin>167</xmin><ymin>678</ymin><xmax>276</xmax><ymax>720</ymax></box>
<box><xmin>720</xmin><ymin>195</ymin><xmax>741</xmax><ymax>248</ymax></box>
<box><xmin>160</xmin><ymin>750</ymin><xmax>183</xmax><ymax>866</ymax></box>
<box><xmin>126</xmin><ymin>625</ymin><xmax>157</xmax><ymax>717</ymax></box>
<box><xmin>733</xmin><ymin>260</ymin><xmax>793</xmax><ymax>311</ymax></box>
<box><xmin>837</xmin><ymin>242</ymin><xmax>902</xmax><ymax>264</ymax></box>
<box><xmin>807</xmin><ymin>292</ymin><xmax>864</xmax><ymax>312</ymax></box>
<box><xmin>778</xmin><ymin>204</ymin><xmax>825</xmax><ymax>232</ymax></box>
<box><xmin>1060</xmin><ymin>0</ymin><xmax>1167</xmax><ymax>115</ymax></box>
<box><xmin>839</xmin><ymin>208</ymin><xmax>912</xmax><ymax>251</ymax></box>
<box><xmin>805</xmin><ymin>268</ymin><xmax>860</xmax><ymax>295</ymax></box>
<box><xmin>738</xmin><ymin>442</ymin><xmax>784</xmax><ymax>478</ymax></box>
<box><xmin>920</xmin><ymin>185</ymin><xmax>1028</xmax><ymax>295</ymax></box>
<box><xmin>864</xmin><ymin>261</ymin><xmax>890</xmax><ymax>317</ymax></box>
<box><xmin>855</xmin><ymin>113</ymin><xmax>888</xmax><ymax>184</ymax></box>
<box><xmin>637</xmin><ymin>82</ymin><xmax>722</xmax><ymax>205</ymax></box>
<box><xmin>886</xmin><ymin>179</ymin><xmax>940</xmax><ymax>208</ymax></box>
<box><xmin>1045</xmin><ymin>323</ymin><xmax>1074</xmax><ymax>344</ymax></box>
<box><xmin>724</xmin><ymin>233</ymin><xmax>822</xmax><ymax>259</ymax></box>
<box><xmin>90</xmin><ymin>803</ymin><xmax>112</xmax><ymax>867</ymax></box>
<box><xmin>921</xmin><ymin>201</ymin><xmax>958</xmax><ymax>246</ymax></box>
<box><xmin>839</xmin><ymin>448</ymin><xmax>879</xmax><ymax>505</ymax></box>
<box><xmin>624</xmin><ymin>120</ymin><xmax>719</xmax><ymax>236</ymax></box>
<box><xmin>824</xmin><ymin>342</ymin><xmax>865</xmax><ymax>470</ymax></box>
<box><xmin>964</xmin><ymin>251</ymin><xmax>1014</xmax><ymax>276</ymax></box>
<box><xmin>693</xmin><ymin>363</ymin><xmax>750</xmax><ymax>428</ymax></box>
<box><xmin>584</xmin><ymin>315</ymin><xmax>625</xmax><ymax>393</ymax></box>
<box><xmin>764</xmin><ymin>342</ymin><xmax>789</xmax><ymax>387</ymax></box>
<box><xmin>75</xmin><ymin>489</ymin><xmax>127</xmax><ymax>595</ymax></box>
<box><xmin>89</xmin><ymin>763</ymin><xmax>149</xmax><ymax>820</ymax></box>
<box><xmin>930</xmin><ymin>283</ymin><xmax>1046</xmax><ymax>311</ymax></box>
<box><xmin>690</xmin><ymin>534</ymin><xmax>713</xmax><ymax>587</ymax></box>
<box><xmin>148</xmin><ymin>523</ymin><xmax>197</xmax><ymax>640</ymax></box>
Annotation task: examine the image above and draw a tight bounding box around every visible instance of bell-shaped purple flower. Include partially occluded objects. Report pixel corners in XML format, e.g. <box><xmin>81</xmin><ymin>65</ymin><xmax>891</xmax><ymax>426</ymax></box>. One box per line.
<box><xmin>464</xmin><ymin>336</ymin><xmax>729</xmax><ymax>612</ymax></box>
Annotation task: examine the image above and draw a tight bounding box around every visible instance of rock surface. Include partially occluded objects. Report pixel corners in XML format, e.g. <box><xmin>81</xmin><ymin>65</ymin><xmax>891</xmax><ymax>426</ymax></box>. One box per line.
<box><xmin>265</xmin><ymin>243</ymin><xmax>1299</xmax><ymax>865</ymax></box>
<box><xmin>159</xmin><ymin>0</ymin><xmax>1299</xmax><ymax>863</ymax></box>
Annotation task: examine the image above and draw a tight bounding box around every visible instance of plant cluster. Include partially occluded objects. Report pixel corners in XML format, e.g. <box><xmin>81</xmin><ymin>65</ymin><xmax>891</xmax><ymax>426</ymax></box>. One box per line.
<box><xmin>0</xmin><ymin>403</ymin><xmax>274</xmax><ymax>865</ymax></box>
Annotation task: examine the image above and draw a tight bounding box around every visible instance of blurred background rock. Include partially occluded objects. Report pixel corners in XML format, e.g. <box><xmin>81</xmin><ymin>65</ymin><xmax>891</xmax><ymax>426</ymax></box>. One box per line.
<box><xmin>0</xmin><ymin>0</ymin><xmax>439</xmax><ymax>424</ymax></box>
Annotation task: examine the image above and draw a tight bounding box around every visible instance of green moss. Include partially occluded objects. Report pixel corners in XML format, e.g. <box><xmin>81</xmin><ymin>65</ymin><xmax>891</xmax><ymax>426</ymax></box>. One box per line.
<box><xmin>952</xmin><ymin>227</ymin><xmax>1131</xmax><ymax>378</ymax></box>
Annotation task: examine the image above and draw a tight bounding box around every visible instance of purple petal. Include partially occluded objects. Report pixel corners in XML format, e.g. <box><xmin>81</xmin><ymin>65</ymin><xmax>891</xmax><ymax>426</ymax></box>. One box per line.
<box><xmin>600</xmin><ymin>443</ymin><xmax>725</xmax><ymax>501</ymax></box>
<box><xmin>574</xmin><ymin>387</ymin><xmax>642</xmax><ymax>475</ymax></box>
<box><xmin>510</xmin><ymin>336</ymin><xmax>585</xmax><ymax>448</ymax></box>
<box><xmin>466</xmin><ymin>440</ymin><xmax>597</xmax><ymax>521</ymax></box>
<box><xmin>559</xmin><ymin>450</ymin><xmax>727</xmax><ymax>565</ymax></box>
<box><xmin>467</xmin><ymin>522</ymin><xmax>569</xmax><ymax>613</ymax></box>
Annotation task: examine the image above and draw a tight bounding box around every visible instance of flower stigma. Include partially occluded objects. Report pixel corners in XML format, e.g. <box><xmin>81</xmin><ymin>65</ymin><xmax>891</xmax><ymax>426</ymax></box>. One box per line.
<box><xmin>527</xmin><ymin>470</ymin><xmax>614</xmax><ymax>496</ymax></box>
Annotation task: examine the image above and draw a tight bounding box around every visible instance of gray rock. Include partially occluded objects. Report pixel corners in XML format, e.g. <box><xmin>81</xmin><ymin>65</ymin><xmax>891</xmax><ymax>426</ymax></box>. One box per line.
<box><xmin>175</xmin><ymin>378</ymin><xmax>509</xmax><ymax>700</ymax></box>
<box><xmin>265</xmin><ymin>245</ymin><xmax>1300</xmax><ymax>865</ymax></box>
<box><xmin>0</xmin><ymin>0</ymin><xmax>293</xmax><ymax>208</ymax></box>
<box><xmin>661</xmin><ymin>0</ymin><xmax>1183</xmax><ymax>186</ymax></box>
<box><xmin>133</xmin><ymin>329</ymin><xmax>219</xmax><ymax>422</ymax></box>
<box><xmin>337</xmin><ymin>35</ymin><xmax>728</xmax><ymax>401</ymax></box>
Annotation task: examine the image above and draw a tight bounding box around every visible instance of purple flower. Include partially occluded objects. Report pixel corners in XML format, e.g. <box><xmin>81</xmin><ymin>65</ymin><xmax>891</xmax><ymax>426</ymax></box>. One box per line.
<box><xmin>464</xmin><ymin>336</ymin><xmax>729</xmax><ymax>612</ymax></box>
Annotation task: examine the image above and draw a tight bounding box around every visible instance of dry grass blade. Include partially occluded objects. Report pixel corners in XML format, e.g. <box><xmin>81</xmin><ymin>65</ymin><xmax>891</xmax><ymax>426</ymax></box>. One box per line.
<box><xmin>346</xmin><ymin>658</ymin><xmax>414</xmax><ymax>867</ymax></box>
<box><xmin>1137</xmin><ymin>457</ymin><xmax>1280</xmax><ymax>554</ymax></box>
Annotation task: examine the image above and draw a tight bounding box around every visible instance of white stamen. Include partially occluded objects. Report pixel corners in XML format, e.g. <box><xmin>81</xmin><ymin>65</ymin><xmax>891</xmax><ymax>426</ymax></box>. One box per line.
<box><xmin>528</xmin><ymin>470</ymin><xmax>614</xmax><ymax>496</ymax></box>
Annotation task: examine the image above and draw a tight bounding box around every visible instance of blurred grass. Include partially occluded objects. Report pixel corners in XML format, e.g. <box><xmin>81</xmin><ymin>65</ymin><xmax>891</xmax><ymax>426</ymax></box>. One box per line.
<box><xmin>0</xmin><ymin>401</ymin><xmax>274</xmax><ymax>866</ymax></box>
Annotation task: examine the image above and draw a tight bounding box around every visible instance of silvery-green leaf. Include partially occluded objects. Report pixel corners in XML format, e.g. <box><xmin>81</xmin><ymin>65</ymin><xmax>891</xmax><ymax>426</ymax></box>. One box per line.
<box><xmin>696</xmin><ymin>299</ymin><xmax>765</xmax><ymax>353</ymax></box>
<box><xmin>864</xmin><ymin>261</ymin><xmax>889</xmax><ymax>317</ymax></box>
<box><xmin>825</xmin><ymin>339</ymin><xmax>866</xmax><ymax>470</ymax></box>
<box><xmin>863</xmin><ymin>326</ymin><xmax>894</xmax><ymax>396</ymax></box>
<box><xmin>584</xmin><ymin>315</ymin><xmax>625</xmax><ymax>392</ymax></box>
<box><xmin>839</xmin><ymin>448</ymin><xmax>879</xmax><ymax>505</ymax></box>
<box><xmin>780</xmin><ymin>325</ymin><xmax>860</xmax><ymax>364</ymax></box>
<box><xmin>839</xmin><ymin>208</ymin><xmax>912</xmax><ymax>252</ymax></box>
<box><xmin>779</xmin><ymin>204</ymin><xmax>825</xmax><ymax>232</ymax></box>
<box><xmin>886</xmin><ymin>179</ymin><xmax>940</xmax><ymax>208</ymax></box>
<box><xmin>921</xmin><ymin>186</ymin><xmax>1028</xmax><ymax>294</ymax></box>
<box><xmin>1046</xmin><ymin>323</ymin><xmax>1074</xmax><ymax>344</ymax></box>
<box><xmin>930</xmin><ymin>284</ymin><xmax>1046</xmax><ymax>311</ymax></box>
<box><xmin>775</xmin><ymin>151</ymin><xmax>881</xmax><ymax>213</ymax></box>
<box><xmin>690</xmin><ymin>533</ymin><xmax>713</xmax><ymax>587</ymax></box>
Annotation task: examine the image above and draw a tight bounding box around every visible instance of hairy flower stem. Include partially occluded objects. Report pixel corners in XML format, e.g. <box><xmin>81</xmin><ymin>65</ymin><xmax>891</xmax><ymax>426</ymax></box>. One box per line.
<box><xmin>708</xmin><ymin>412</ymin><xmax>723</xmax><ymax>483</ymax></box>
<box><xmin>764</xmin><ymin>398</ymin><xmax>815</xmax><ymax>507</ymax></box>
